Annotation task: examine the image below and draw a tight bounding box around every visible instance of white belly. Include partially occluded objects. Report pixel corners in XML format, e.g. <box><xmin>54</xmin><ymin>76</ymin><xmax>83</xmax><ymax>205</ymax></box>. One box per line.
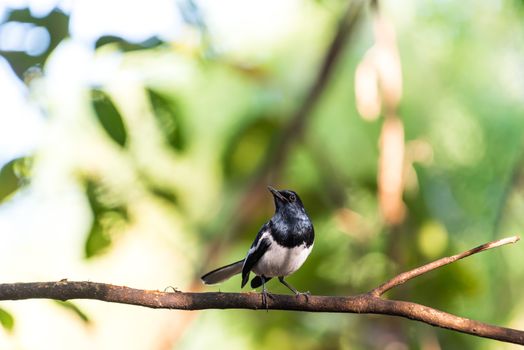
<box><xmin>252</xmin><ymin>243</ymin><xmax>313</xmax><ymax>277</ymax></box>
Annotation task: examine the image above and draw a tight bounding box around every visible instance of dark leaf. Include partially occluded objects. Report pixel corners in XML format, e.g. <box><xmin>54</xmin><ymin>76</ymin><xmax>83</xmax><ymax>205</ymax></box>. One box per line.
<box><xmin>84</xmin><ymin>220</ymin><xmax>111</xmax><ymax>258</ymax></box>
<box><xmin>150</xmin><ymin>186</ymin><xmax>178</xmax><ymax>205</ymax></box>
<box><xmin>84</xmin><ymin>179</ymin><xmax>128</xmax><ymax>258</ymax></box>
<box><xmin>53</xmin><ymin>300</ymin><xmax>91</xmax><ymax>324</ymax></box>
<box><xmin>0</xmin><ymin>157</ymin><xmax>32</xmax><ymax>203</ymax></box>
<box><xmin>1</xmin><ymin>8</ymin><xmax>69</xmax><ymax>80</ymax></box>
<box><xmin>147</xmin><ymin>89</ymin><xmax>187</xmax><ymax>151</ymax></box>
<box><xmin>0</xmin><ymin>307</ymin><xmax>14</xmax><ymax>332</ymax></box>
<box><xmin>91</xmin><ymin>90</ymin><xmax>127</xmax><ymax>147</ymax></box>
<box><xmin>95</xmin><ymin>35</ymin><xmax>163</xmax><ymax>51</ymax></box>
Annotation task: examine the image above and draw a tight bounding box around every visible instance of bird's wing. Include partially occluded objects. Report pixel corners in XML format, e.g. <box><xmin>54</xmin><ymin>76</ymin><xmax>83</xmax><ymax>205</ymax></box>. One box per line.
<box><xmin>241</xmin><ymin>223</ymin><xmax>272</xmax><ymax>288</ymax></box>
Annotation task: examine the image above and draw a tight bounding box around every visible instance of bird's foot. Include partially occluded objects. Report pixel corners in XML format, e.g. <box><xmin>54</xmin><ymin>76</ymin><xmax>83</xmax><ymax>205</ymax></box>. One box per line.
<box><xmin>294</xmin><ymin>290</ymin><xmax>310</xmax><ymax>301</ymax></box>
<box><xmin>261</xmin><ymin>290</ymin><xmax>274</xmax><ymax>310</ymax></box>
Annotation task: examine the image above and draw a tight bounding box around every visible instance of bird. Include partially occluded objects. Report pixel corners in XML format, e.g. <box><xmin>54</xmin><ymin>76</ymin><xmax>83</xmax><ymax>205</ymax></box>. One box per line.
<box><xmin>201</xmin><ymin>186</ymin><xmax>314</xmax><ymax>307</ymax></box>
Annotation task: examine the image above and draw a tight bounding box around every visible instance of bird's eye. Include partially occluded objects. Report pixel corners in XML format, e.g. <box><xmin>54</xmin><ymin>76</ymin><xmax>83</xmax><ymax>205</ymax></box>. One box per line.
<box><xmin>289</xmin><ymin>194</ymin><xmax>296</xmax><ymax>202</ymax></box>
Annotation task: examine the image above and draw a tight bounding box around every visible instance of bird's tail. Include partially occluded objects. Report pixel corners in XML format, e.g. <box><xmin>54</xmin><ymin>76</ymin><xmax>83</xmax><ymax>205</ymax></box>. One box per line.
<box><xmin>201</xmin><ymin>260</ymin><xmax>244</xmax><ymax>285</ymax></box>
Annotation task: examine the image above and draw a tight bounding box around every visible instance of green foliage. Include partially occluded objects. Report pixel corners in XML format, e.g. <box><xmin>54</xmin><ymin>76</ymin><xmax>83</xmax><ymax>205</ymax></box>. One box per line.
<box><xmin>1</xmin><ymin>1</ymin><xmax>524</xmax><ymax>349</ymax></box>
<box><xmin>0</xmin><ymin>157</ymin><xmax>31</xmax><ymax>202</ymax></box>
<box><xmin>149</xmin><ymin>186</ymin><xmax>178</xmax><ymax>205</ymax></box>
<box><xmin>53</xmin><ymin>301</ymin><xmax>91</xmax><ymax>324</ymax></box>
<box><xmin>85</xmin><ymin>219</ymin><xmax>112</xmax><ymax>259</ymax></box>
<box><xmin>147</xmin><ymin>88</ymin><xmax>187</xmax><ymax>151</ymax></box>
<box><xmin>0</xmin><ymin>307</ymin><xmax>14</xmax><ymax>333</ymax></box>
<box><xmin>1</xmin><ymin>8</ymin><xmax>69</xmax><ymax>79</ymax></box>
<box><xmin>222</xmin><ymin>116</ymin><xmax>279</xmax><ymax>181</ymax></box>
<box><xmin>95</xmin><ymin>35</ymin><xmax>164</xmax><ymax>51</ymax></box>
<box><xmin>90</xmin><ymin>89</ymin><xmax>128</xmax><ymax>148</ymax></box>
<box><xmin>84</xmin><ymin>179</ymin><xmax>128</xmax><ymax>258</ymax></box>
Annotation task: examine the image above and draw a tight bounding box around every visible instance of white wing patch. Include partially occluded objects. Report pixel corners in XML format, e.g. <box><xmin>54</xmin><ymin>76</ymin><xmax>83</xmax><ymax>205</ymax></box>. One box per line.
<box><xmin>242</xmin><ymin>229</ymin><xmax>271</xmax><ymax>271</ymax></box>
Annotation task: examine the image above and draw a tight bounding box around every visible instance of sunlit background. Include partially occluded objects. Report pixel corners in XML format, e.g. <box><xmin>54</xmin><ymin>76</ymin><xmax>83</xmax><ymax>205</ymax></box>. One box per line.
<box><xmin>1</xmin><ymin>0</ymin><xmax>524</xmax><ymax>349</ymax></box>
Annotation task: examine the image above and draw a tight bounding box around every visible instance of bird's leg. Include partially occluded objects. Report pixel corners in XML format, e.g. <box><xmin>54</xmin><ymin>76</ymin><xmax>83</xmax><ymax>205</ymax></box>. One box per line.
<box><xmin>278</xmin><ymin>277</ymin><xmax>310</xmax><ymax>299</ymax></box>
<box><xmin>260</xmin><ymin>276</ymin><xmax>273</xmax><ymax>310</ymax></box>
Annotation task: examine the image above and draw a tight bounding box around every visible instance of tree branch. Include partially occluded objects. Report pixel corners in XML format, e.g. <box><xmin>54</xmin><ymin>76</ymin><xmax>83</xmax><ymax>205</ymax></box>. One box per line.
<box><xmin>0</xmin><ymin>236</ymin><xmax>521</xmax><ymax>345</ymax></box>
<box><xmin>371</xmin><ymin>235</ymin><xmax>520</xmax><ymax>297</ymax></box>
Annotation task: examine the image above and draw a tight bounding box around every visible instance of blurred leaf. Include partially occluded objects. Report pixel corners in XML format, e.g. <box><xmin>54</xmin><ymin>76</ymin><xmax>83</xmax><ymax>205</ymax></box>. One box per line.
<box><xmin>0</xmin><ymin>8</ymin><xmax>69</xmax><ymax>80</ymax></box>
<box><xmin>85</xmin><ymin>220</ymin><xmax>111</xmax><ymax>259</ymax></box>
<box><xmin>150</xmin><ymin>186</ymin><xmax>178</xmax><ymax>205</ymax></box>
<box><xmin>417</xmin><ymin>220</ymin><xmax>448</xmax><ymax>259</ymax></box>
<box><xmin>53</xmin><ymin>300</ymin><xmax>91</xmax><ymax>324</ymax></box>
<box><xmin>0</xmin><ymin>157</ymin><xmax>32</xmax><ymax>203</ymax></box>
<box><xmin>91</xmin><ymin>90</ymin><xmax>127</xmax><ymax>147</ymax></box>
<box><xmin>147</xmin><ymin>89</ymin><xmax>187</xmax><ymax>151</ymax></box>
<box><xmin>0</xmin><ymin>307</ymin><xmax>14</xmax><ymax>333</ymax></box>
<box><xmin>222</xmin><ymin>116</ymin><xmax>279</xmax><ymax>180</ymax></box>
<box><xmin>84</xmin><ymin>179</ymin><xmax>128</xmax><ymax>258</ymax></box>
<box><xmin>95</xmin><ymin>35</ymin><xmax>163</xmax><ymax>52</ymax></box>
<box><xmin>0</xmin><ymin>161</ymin><xmax>20</xmax><ymax>202</ymax></box>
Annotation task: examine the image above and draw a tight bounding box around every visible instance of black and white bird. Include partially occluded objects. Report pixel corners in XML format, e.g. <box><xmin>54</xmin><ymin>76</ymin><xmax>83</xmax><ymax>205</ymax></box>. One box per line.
<box><xmin>201</xmin><ymin>186</ymin><xmax>314</xmax><ymax>306</ymax></box>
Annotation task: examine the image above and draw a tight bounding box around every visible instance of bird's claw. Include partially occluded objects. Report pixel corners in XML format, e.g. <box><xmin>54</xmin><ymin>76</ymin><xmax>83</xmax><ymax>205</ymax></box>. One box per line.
<box><xmin>164</xmin><ymin>286</ymin><xmax>180</xmax><ymax>293</ymax></box>
<box><xmin>295</xmin><ymin>291</ymin><xmax>310</xmax><ymax>301</ymax></box>
<box><xmin>261</xmin><ymin>290</ymin><xmax>274</xmax><ymax>311</ymax></box>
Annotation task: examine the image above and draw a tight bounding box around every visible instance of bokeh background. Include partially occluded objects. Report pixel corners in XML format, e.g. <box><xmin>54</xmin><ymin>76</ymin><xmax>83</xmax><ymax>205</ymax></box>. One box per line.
<box><xmin>1</xmin><ymin>0</ymin><xmax>524</xmax><ymax>349</ymax></box>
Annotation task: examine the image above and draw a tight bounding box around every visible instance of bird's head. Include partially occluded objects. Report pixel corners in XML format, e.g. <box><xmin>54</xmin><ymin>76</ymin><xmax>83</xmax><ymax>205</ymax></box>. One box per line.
<box><xmin>268</xmin><ymin>186</ymin><xmax>306</xmax><ymax>216</ymax></box>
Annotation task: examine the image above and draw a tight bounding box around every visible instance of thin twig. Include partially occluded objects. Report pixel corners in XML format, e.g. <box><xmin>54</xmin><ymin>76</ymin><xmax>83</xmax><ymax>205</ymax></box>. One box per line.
<box><xmin>0</xmin><ymin>236</ymin><xmax>521</xmax><ymax>344</ymax></box>
<box><xmin>370</xmin><ymin>236</ymin><xmax>520</xmax><ymax>297</ymax></box>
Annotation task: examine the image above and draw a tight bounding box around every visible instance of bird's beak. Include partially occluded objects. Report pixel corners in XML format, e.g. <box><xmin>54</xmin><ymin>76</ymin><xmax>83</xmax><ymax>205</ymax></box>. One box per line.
<box><xmin>268</xmin><ymin>186</ymin><xmax>287</xmax><ymax>202</ymax></box>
